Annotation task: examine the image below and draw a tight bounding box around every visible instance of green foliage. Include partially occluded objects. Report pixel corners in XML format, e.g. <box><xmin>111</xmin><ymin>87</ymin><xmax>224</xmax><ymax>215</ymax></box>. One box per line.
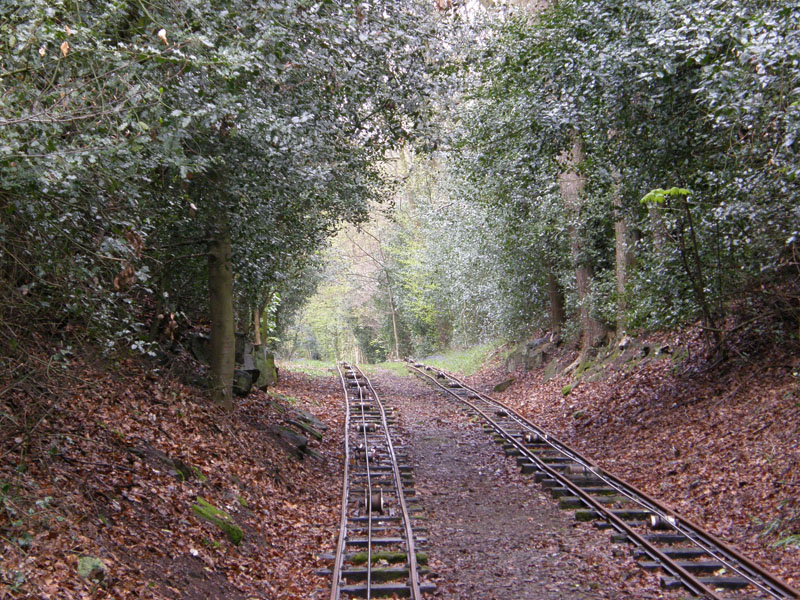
<box><xmin>640</xmin><ymin>188</ymin><xmax>692</xmax><ymax>205</ymax></box>
<box><xmin>438</xmin><ymin>0</ymin><xmax>800</xmax><ymax>345</ymax></box>
<box><xmin>0</xmin><ymin>0</ymin><xmax>443</xmax><ymax>362</ymax></box>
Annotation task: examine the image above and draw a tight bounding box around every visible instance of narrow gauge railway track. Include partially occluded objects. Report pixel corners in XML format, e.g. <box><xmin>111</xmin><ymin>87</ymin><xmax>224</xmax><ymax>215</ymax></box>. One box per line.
<box><xmin>406</xmin><ymin>360</ymin><xmax>799</xmax><ymax>600</ymax></box>
<box><xmin>329</xmin><ymin>363</ymin><xmax>434</xmax><ymax>599</ymax></box>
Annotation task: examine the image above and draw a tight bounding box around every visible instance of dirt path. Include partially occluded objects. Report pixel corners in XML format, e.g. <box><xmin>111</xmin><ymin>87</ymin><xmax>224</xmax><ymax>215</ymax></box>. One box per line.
<box><xmin>370</xmin><ymin>369</ymin><xmax>683</xmax><ymax>599</ymax></box>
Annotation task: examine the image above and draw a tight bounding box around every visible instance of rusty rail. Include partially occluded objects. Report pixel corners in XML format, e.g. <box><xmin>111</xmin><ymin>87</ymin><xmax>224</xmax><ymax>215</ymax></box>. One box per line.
<box><xmin>330</xmin><ymin>363</ymin><xmax>425</xmax><ymax>600</ymax></box>
<box><xmin>406</xmin><ymin>360</ymin><xmax>799</xmax><ymax>600</ymax></box>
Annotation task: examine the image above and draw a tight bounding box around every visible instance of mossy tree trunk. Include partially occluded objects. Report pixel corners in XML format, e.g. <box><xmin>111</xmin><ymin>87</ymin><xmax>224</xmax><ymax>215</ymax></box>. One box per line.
<box><xmin>208</xmin><ymin>225</ymin><xmax>235</xmax><ymax>411</ymax></box>
<box><xmin>558</xmin><ymin>137</ymin><xmax>607</xmax><ymax>355</ymax></box>
<box><xmin>253</xmin><ymin>305</ymin><xmax>262</xmax><ymax>346</ymax></box>
<box><xmin>546</xmin><ymin>262</ymin><xmax>565</xmax><ymax>335</ymax></box>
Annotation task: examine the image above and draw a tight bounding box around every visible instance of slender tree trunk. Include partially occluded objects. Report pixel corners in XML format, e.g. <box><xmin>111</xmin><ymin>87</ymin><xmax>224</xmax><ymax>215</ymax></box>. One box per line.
<box><xmin>253</xmin><ymin>306</ymin><xmax>262</xmax><ymax>346</ymax></box>
<box><xmin>387</xmin><ymin>288</ymin><xmax>400</xmax><ymax>359</ymax></box>
<box><xmin>676</xmin><ymin>197</ymin><xmax>719</xmax><ymax>346</ymax></box>
<box><xmin>546</xmin><ymin>265</ymin><xmax>565</xmax><ymax>335</ymax></box>
<box><xmin>649</xmin><ymin>203</ymin><xmax>667</xmax><ymax>252</ymax></box>
<box><xmin>613</xmin><ymin>178</ymin><xmax>635</xmax><ymax>334</ymax></box>
<box><xmin>208</xmin><ymin>227</ymin><xmax>234</xmax><ymax>411</ymax></box>
<box><xmin>558</xmin><ymin>137</ymin><xmax>607</xmax><ymax>355</ymax></box>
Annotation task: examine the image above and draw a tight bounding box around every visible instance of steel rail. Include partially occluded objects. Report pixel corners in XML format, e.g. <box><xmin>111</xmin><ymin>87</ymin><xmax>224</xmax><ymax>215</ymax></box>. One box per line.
<box><xmin>353</xmin><ymin>368</ymin><xmax>375</xmax><ymax>598</ymax></box>
<box><xmin>405</xmin><ymin>362</ymin><xmax>723</xmax><ymax>599</ymax></box>
<box><xmin>414</xmin><ymin>362</ymin><xmax>799</xmax><ymax>600</ymax></box>
<box><xmin>330</xmin><ymin>363</ymin><xmax>352</xmax><ymax>600</ymax></box>
<box><xmin>354</xmin><ymin>364</ymin><xmax>423</xmax><ymax>600</ymax></box>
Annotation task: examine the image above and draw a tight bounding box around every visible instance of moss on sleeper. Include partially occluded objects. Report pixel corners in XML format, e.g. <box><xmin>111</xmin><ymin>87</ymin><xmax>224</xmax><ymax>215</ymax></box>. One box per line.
<box><xmin>192</xmin><ymin>497</ymin><xmax>243</xmax><ymax>545</ymax></box>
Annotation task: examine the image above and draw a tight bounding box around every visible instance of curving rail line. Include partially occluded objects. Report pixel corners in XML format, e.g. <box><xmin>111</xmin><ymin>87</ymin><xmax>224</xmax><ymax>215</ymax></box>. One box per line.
<box><xmin>330</xmin><ymin>363</ymin><xmax>432</xmax><ymax>599</ymax></box>
<box><xmin>406</xmin><ymin>360</ymin><xmax>799</xmax><ymax>600</ymax></box>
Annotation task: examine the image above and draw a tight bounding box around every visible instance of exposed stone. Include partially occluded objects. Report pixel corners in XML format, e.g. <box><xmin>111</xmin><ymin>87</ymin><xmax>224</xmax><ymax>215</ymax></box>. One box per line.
<box><xmin>543</xmin><ymin>357</ymin><xmax>560</xmax><ymax>382</ymax></box>
<box><xmin>77</xmin><ymin>556</ymin><xmax>106</xmax><ymax>581</ymax></box>
<box><xmin>493</xmin><ymin>377</ymin><xmax>515</xmax><ymax>393</ymax></box>
<box><xmin>526</xmin><ymin>336</ymin><xmax>549</xmax><ymax>351</ymax></box>
<box><xmin>234</xmin><ymin>332</ymin><xmax>247</xmax><ymax>364</ymax></box>
<box><xmin>233</xmin><ymin>369</ymin><xmax>253</xmax><ymax>396</ymax></box>
<box><xmin>525</xmin><ymin>342</ymin><xmax>553</xmax><ymax>371</ymax></box>
<box><xmin>504</xmin><ymin>349</ymin><xmax>526</xmax><ymax>373</ymax></box>
<box><xmin>253</xmin><ymin>346</ymin><xmax>278</xmax><ymax>388</ymax></box>
<box><xmin>188</xmin><ymin>332</ymin><xmax>211</xmax><ymax>364</ymax></box>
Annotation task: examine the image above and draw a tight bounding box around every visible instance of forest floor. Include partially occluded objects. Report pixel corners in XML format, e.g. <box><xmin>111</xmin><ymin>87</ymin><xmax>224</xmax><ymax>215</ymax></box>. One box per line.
<box><xmin>377</xmin><ymin>372</ymin><xmax>685</xmax><ymax>599</ymax></box>
<box><xmin>0</xmin><ymin>357</ymin><xmax>344</xmax><ymax>599</ymax></box>
<box><xmin>2</xmin><ymin>329</ymin><xmax>798</xmax><ymax>598</ymax></box>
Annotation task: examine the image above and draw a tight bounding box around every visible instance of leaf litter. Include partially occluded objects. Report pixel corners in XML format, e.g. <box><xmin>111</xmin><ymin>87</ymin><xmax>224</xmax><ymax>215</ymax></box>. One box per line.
<box><xmin>0</xmin><ymin>358</ymin><xmax>344</xmax><ymax>599</ymax></box>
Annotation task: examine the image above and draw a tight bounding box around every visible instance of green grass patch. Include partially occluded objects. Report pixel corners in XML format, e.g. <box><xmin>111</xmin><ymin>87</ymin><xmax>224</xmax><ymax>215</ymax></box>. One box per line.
<box><xmin>423</xmin><ymin>341</ymin><xmax>504</xmax><ymax>376</ymax></box>
<box><xmin>360</xmin><ymin>361</ymin><xmax>410</xmax><ymax>377</ymax></box>
<box><xmin>276</xmin><ymin>359</ymin><xmax>333</xmax><ymax>378</ymax></box>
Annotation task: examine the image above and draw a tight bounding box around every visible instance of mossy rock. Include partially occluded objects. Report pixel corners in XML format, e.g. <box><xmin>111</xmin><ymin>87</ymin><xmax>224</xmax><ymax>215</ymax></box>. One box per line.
<box><xmin>77</xmin><ymin>556</ymin><xmax>106</xmax><ymax>581</ymax></box>
<box><xmin>562</xmin><ymin>383</ymin><xmax>576</xmax><ymax>396</ymax></box>
<box><xmin>574</xmin><ymin>360</ymin><xmax>594</xmax><ymax>379</ymax></box>
<box><xmin>493</xmin><ymin>377</ymin><xmax>515</xmax><ymax>393</ymax></box>
<box><xmin>543</xmin><ymin>358</ymin><xmax>560</xmax><ymax>382</ymax></box>
<box><xmin>253</xmin><ymin>347</ymin><xmax>278</xmax><ymax>388</ymax></box>
<box><xmin>232</xmin><ymin>369</ymin><xmax>253</xmax><ymax>396</ymax></box>
<box><xmin>192</xmin><ymin>497</ymin><xmax>243</xmax><ymax>545</ymax></box>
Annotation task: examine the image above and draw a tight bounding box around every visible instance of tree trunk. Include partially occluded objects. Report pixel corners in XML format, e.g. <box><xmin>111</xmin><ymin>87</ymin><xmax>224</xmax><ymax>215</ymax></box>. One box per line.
<box><xmin>613</xmin><ymin>179</ymin><xmax>635</xmax><ymax>333</ymax></box>
<box><xmin>558</xmin><ymin>137</ymin><xmax>607</xmax><ymax>354</ymax></box>
<box><xmin>546</xmin><ymin>264</ymin><xmax>565</xmax><ymax>335</ymax></box>
<box><xmin>649</xmin><ymin>203</ymin><xmax>667</xmax><ymax>252</ymax></box>
<box><xmin>387</xmin><ymin>285</ymin><xmax>400</xmax><ymax>359</ymax></box>
<box><xmin>208</xmin><ymin>227</ymin><xmax>235</xmax><ymax>411</ymax></box>
<box><xmin>253</xmin><ymin>306</ymin><xmax>262</xmax><ymax>346</ymax></box>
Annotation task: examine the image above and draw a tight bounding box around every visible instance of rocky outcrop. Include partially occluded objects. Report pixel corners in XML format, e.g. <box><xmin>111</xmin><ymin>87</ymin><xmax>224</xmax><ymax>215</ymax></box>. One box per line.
<box><xmin>504</xmin><ymin>336</ymin><xmax>558</xmax><ymax>373</ymax></box>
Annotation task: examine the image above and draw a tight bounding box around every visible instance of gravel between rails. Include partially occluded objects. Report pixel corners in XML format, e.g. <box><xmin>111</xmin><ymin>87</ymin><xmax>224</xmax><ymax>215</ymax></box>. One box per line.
<box><xmin>372</xmin><ymin>370</ymin><xmax>686</xmax><ymax>600</ymax></box>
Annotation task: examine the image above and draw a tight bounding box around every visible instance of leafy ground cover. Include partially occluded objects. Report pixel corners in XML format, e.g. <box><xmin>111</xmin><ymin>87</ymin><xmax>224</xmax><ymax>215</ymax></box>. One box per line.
<box><xmin>466</xmin><ymin>328</ymin><xmax>800</xmax><ymax>589</ymax></box>
<box><xmin>0</xmin><ymin>356</ymin><xmax>344</xmax><ymax>599</ymax></box>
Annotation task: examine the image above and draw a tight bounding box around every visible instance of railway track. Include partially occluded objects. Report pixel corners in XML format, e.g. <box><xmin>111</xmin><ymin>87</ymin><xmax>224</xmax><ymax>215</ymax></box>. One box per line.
<box><xmin>406</xmin><ymin>360</ymin><xmax>799</xmax><ymax>600</ymax></box>
<box><xmin>328</xmin><ymin>363</ymin><xmax>434</xmax><ymax>599</ymax></box>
